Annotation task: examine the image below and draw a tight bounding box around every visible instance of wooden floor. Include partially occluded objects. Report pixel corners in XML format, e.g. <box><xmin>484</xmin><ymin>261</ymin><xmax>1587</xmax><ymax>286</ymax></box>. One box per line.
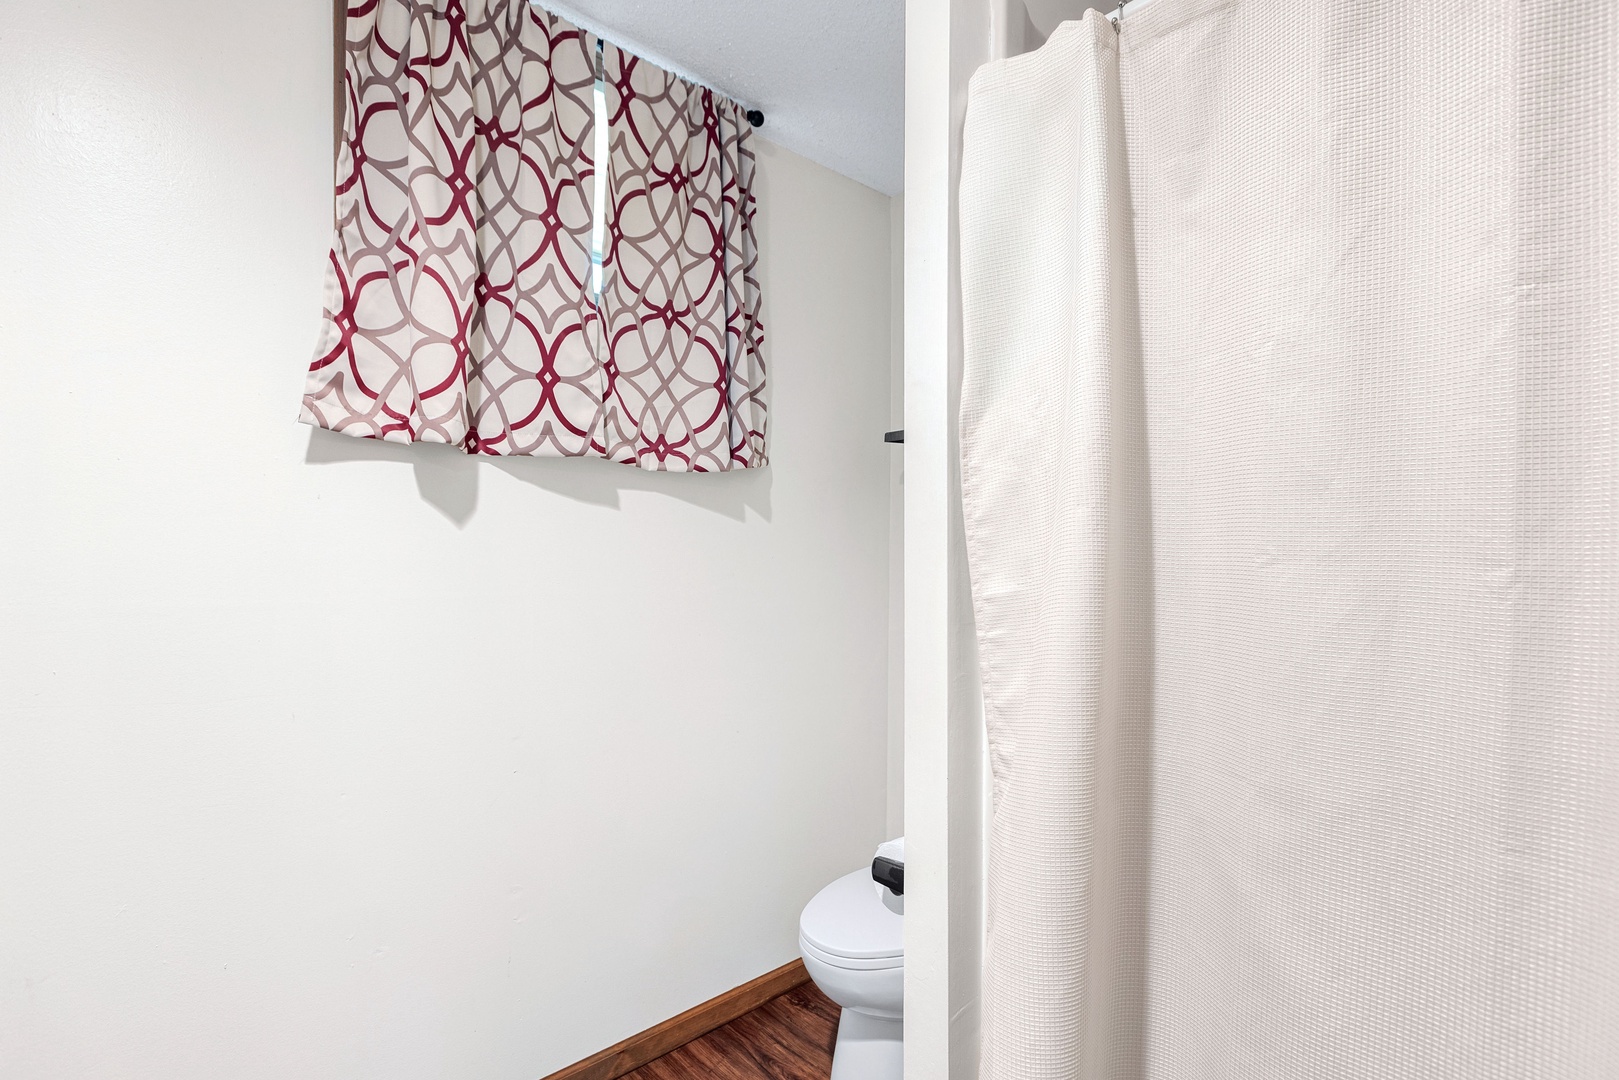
<box><xmin>620</xmin><ymin>982</ymin><xmax>840</xmax><ymax>1080</ymax></box>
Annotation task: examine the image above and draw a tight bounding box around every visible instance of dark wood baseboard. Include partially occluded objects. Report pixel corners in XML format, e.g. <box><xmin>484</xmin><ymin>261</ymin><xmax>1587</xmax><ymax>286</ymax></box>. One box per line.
<box><xmin>540</xmin><ymin>959</ymin><xmax>812</xmax><ymax>1080</ymax></box>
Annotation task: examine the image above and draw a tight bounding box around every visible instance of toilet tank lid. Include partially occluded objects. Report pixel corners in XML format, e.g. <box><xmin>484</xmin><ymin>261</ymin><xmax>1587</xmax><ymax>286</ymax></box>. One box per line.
<box><xmin>799</xmin><ymin>868</ymin><xmax>903</xmax><ymax>961</ymax></box>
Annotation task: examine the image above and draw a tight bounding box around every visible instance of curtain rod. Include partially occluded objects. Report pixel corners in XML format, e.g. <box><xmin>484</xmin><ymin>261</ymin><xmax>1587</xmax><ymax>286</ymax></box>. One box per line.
<box><xmin>1110</xmin><ymin>0</ymin><xmax>1163</xmax><ymax>27</ymax></box>
<box><xmin>532</xmin><ymin>0</ymin><xmax>765</xmax><ymax>126</ymax></box>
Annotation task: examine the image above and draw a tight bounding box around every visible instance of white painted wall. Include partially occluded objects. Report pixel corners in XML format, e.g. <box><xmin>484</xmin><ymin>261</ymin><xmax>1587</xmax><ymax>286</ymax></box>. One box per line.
<box><xmin>888</xmin><ymin>194</ymin><xmax>907</xmax><ymax>840</ymax></box>
<box><xmin>905</xmin><ymin>1</ymin><xmax>989</xmax><ymax>1076</ymax></box>
<box><xmin>0</xmin><ymin>3</ymin><xmax>896</xmax><ymax>1077</ymax></box>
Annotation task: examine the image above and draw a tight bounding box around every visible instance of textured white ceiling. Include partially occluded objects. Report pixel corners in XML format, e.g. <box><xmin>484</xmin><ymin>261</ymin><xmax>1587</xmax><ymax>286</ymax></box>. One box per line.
<box><xmin>540</xmin><ymin>0</ymin><xmax>905</xmax><ymax>195</ymax></box>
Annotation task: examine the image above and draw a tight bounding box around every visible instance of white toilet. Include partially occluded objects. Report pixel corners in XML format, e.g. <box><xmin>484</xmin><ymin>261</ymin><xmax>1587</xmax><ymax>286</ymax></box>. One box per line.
<box><xmin>798</xmin><ymin>840</ymin><xmax>904</xmax><ymax>1080</ymax></box>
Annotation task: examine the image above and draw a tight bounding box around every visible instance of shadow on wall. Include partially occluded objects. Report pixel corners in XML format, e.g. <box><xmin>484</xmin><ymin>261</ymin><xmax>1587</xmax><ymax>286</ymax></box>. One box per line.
<box><xmin>303</xmin><ymin>427</ymin><xmax>773</xmax><ymax>527</ymax></box>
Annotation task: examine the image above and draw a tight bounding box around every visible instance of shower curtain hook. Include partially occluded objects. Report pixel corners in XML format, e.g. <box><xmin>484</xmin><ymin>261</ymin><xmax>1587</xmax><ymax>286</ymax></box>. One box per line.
<box><xmin>1113</xmin><ymin>0</ymin><xmax>1125</xmax><ymax>32</ymax></box>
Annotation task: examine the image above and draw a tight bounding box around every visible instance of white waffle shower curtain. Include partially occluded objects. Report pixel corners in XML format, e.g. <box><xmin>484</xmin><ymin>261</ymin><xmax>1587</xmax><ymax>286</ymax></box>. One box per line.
<box><xmin>959</xmin><ymin>1</ymin><xmax>1618</xmax><ymax>1077</ymax></box>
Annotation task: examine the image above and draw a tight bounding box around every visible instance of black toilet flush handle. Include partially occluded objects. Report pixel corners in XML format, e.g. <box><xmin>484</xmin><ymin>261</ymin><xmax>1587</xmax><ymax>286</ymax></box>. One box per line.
<box><xmin>872</xmin><ymin>856</ymin><xmax>904</xmax><ymax>897</ymax></box>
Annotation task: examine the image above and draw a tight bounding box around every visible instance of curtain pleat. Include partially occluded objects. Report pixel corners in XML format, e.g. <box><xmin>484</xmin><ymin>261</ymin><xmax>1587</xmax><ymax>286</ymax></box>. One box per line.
<box><xmin>597</xmin><ymin>47</ymin><xmax>767</xmax><ymax>471</ymax></box>
<box><xmin>960</xmin><ymin>17</ymin><xmax>1149</xmax><ymax>1080</ymax></box>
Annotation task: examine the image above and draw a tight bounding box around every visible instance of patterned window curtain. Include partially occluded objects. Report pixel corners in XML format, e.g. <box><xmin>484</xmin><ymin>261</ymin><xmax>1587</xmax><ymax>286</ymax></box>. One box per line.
<box><xmin>597</xmin><ymin>47</ymin><xmax>766</xmax><ymax>471</ymax></box>
<box><xmin>300</xmin><ymin>0</ymin><xmax>767</xmax><ymax>471</ymax></box>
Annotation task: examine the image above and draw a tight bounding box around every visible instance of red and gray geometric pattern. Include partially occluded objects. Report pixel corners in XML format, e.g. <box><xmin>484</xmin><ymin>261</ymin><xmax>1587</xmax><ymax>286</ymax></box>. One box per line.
<box><xmin>300</xmin><ymin>0</ymin><xmax>766</xmax><ymax>470</ymax></box>
<box><xmin>596</xmin><ymin>45</ymin><xmax>766</xmax><ymax>470</ymax></box>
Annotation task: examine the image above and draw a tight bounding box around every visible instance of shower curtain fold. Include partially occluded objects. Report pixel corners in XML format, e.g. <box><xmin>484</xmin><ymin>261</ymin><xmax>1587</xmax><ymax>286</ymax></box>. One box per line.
<box><xmin>961</xmin><ymin>15</ymin><xmax>1152</xmax><ymax>1080</ymax></box>
<box><xmin>960</xmin><ymin>0</ymin><xmax>1618</xmax><ymax>1076</ymax></box>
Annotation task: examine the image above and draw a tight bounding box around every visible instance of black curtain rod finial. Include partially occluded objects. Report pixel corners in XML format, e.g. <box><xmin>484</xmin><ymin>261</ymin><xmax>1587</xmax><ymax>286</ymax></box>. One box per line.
<box><xmin>745</xmin><ymin>108</ymin><xmax>765</xmax><ymax>127</ymax></box>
